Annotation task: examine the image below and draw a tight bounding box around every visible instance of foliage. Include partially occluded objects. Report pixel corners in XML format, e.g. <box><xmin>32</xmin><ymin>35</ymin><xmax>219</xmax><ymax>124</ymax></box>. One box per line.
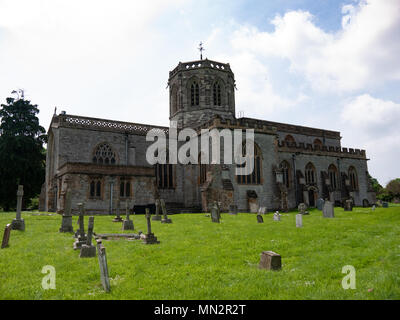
<box><xmin>1</xmin><ymin>207</ymin><xmax>399</xmax><ymax>300</ymax></box>
<box><xmin>0</xmin><ymin>97</ymin><xmax>47</xmax><ymax>211</ymax></box>
<box><xmin>386</xmin><ymin>179</ymin><xmax>400</xmax><ymax>198</ymax></box>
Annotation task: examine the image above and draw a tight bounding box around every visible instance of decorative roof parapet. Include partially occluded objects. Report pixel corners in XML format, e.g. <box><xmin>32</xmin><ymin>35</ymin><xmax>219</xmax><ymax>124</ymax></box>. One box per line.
<box><xmin>278</xmin><ymin>140</ymin><xmax>367</xmax><ymax>159</ymax></box>
<box><xmin>53</xmin><ymin>113</ymin><xmax>169</xmax><ymax>136</ymax></box>
<box><xmin>169</xmin><ymin>59</ymin><xmax>233</xmax><ymax>78</ymax></box>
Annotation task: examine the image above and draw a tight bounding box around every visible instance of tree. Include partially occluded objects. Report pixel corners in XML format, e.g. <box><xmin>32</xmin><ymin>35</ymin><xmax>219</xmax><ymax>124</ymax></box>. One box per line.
<box><xmin>386</xmin><ymin>178</ymin><xmax>400</xmax><ymax>199</ymax></box>
<box><xmin>368</xmin><ymin>173</ymin><xmax>383</xmax><ymax>194</ymax></box>
<box><xmin>0</xmin><ymin>96</ymin><xmax>47</xmax><ymax>211</ymax></box>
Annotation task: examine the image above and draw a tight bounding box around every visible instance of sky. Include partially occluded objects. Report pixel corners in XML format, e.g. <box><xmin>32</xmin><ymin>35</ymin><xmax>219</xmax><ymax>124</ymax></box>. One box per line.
<box><xmin>0</xmin><ymin>0</ymin><xmax>399</xmax><ymax>186</ymax></box>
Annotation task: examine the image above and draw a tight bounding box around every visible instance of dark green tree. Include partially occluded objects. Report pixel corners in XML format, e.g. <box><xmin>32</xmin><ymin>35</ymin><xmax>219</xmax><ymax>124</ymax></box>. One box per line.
<box><xmin>0</xmin><ymin>96</ymin><xmax>47</xmax><ymax>211</ymax></box>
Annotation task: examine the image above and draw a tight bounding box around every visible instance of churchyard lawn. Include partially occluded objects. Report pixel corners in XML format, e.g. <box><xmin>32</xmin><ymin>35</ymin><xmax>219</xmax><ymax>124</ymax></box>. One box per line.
<box><xmin>0</xmin><ymin>206</ymin><xmax>399</xmax><ymax>300</ymax></box>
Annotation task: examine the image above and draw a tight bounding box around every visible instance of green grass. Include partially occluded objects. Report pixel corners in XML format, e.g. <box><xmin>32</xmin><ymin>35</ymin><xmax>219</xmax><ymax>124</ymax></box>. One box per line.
<box><xmin>0</xmin><ymin>206</ymin><xmax>399</xmax><ymax>300</ymax></box>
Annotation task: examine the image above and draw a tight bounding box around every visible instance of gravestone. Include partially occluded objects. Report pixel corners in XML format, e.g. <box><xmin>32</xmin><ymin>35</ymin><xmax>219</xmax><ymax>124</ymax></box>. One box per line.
<box><xmin>296</xmin><ymin>214</ymin><xmax>303</xmax><ymax>227</ymax></box>
<box><xmin>344</xmin><ymin>199</ymin><xmax>353</xmax><ymax>211</ymax></box>
<box><xmin>80</xmin><ymin>216</ymin><xmax>96</xmax><ymax>258</ymax></box>
<box><xmin>112</xmin><ymin>200</ymin><xmax>123</xmax><ymax>222</ymax></box>
<box><xmin>152</xmin><ymin>199</ymin><xmax>162</xmax><ymax>221</ymax></box>
<box><xmin>322</xmin><ymin>200</ymin><xmax>335</xmax><ymax>218</ymax></box>
<box><xmin>229</xmin><ymin>204</ymin><xmax>238</xmax><ymax>215</ymax></box>
<box><xmin>97</xmin><ymin>240</ymin><xmax>111</xmax><ymax>293</ymax></box>
<box><xmin>298</xmin><ymin>203</ymin><xmax>309</xmax><ymax>215</ymax></box>
<box><xmin>256</xmin><ymin>214</ymin><xmax>264</xmax><ymax>223</ymax></box>
<box><xmin>259</xmin><ymin>251</ymin><xmax>281</xmax><ymax>270</ymax></box>
<box><xmin>160</xmin><ymin>199</ymin><xmax>172</xmax><ymax>224</ymax></box>
<box><xmin>210</xmin><ymin>203</ymin><xmax>220</xmax><ymax>223</ymax></box>
<box><xmin>372</xmin><ymin>205</ymin><xmax>376</xmax><ymax>211</ymax></box>
<box><xmin>122</xmin><ymin>201</ymin><xmax>134</xmax><ymax>230</ymax></box>
<box><xmin>59</xmin><ymin>189</ymin><xmax>74</xmax><ymax>233</ymax></box>
<box><xmin>258</xmin><ymin>207</ymin><xmax>266</xmax><ymax>215</ymax></box>
<box><xmin>11</xmin><ymin>185</ymin><xmax>25</xmax><ymax>231</ymax></box>
<box><xmin>142</xmin><ymin>208</ymin><xmax>160</xmax><ymax>244</ymax></box>
<box><xmin>382</xmin><ymin>202</ymin><xmax>389</xmax><ymax>208</ymax></box>
<box><xmin>73</xmin><ymin>203</ymin><xmax>87</xmax><ymax>250</ymax></box>
<box><xmin>316</xmin><ymin>198</ymin><xmax>324</xmax><ymax>211</ymax></box>
<box><xmin>273</xmin><ymin>211</ymin><xmax>281</xmax><ymax>221</ymax></box>
<box><xmin>1</xmin><ymin>224</ymin><xmax>12</xmax><ymax>249</ymax></box>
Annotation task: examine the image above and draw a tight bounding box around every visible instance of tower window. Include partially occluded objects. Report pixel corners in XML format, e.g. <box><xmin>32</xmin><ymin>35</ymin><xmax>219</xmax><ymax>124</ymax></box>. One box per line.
<box><xmin>191</xmin><ymin>82</ymin><xmax>199</xmax><ymax>106</ymax></box>
<box><xmin>213</xmin><ymin>83</ymin><xmax>221</xmax><ymax>106</ymax></box>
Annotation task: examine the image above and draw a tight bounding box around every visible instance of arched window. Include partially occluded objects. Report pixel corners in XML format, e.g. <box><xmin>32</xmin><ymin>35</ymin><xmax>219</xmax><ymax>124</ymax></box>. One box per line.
<box><xmin>92</xmin><ymin>143</ymin><xmax>117</xmax><ymax>165</ymax></box>
<box><xmin>89</xmin><ymin>178</ymin><xmax>102</xmax><ymax>198</ymax></box>
<box><xmin>120</xmin><ymin>179</ymin><xmax>131</xmax><ymax>198</ymax></box>
<box><xmin>191</xmin><ymin>81</ymin><xmax>199</xmax><ymax>106</ymax></box>
<box><xmin>305</xmin><ymin>162</ymin><xmax>316</xmax><ymax>184</ymax></box>
<box><xmin>314</xmin><ymin>138</ymin><xmax>323</xmax><ymax>148</ymax></box>
<box><xmin>236</xmin><ymin>143</ymin><xmax>262</xmax><ymax>185</ymax></box>
<box><xmin>284</xmin><ymin>135</ymin><xmax>296</xmax><ymax>146</ymax></box>
<box><xmin>213</xmin><ymin>82</ymin><xmax>221</xmax><ymax>106</ymax></box>
<box><xmin>280</xmin><ymin>160</ymin><xmax>291</xmax><ymax>188</ymax></box>
<box><xmin>171</xmin><ymin>85</ymin><xmax>178</xmax><ymax>114</ymax></box>
<box><xmin>155</xmin><ymin>151</ymin><xmax>174</xmax><ymax>189</ymax></box>
<box><xmin>328</xmin><ymin>164</ymin><xmax>338</xmax><ymax>189</ymax></box>
<box><xmin>348</xmin><ymin>166</ymin><xmax>358</xmax><ymax>190</ymax></box>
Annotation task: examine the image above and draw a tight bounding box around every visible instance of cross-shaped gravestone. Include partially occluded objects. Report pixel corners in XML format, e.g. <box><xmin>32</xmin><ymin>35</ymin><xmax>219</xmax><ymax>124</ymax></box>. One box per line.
<box><xmin>1</xmin><ymin>224</ymin><xmax>12</xmax><ymax>249</ymax></box>
<box><xmin>142</xmin><ymin>208</ymin><xmax>159</xmax><ymax>244</ymax></box>
<box><xmin>59</xmin><ymin>189</ymin><xmax>73</xmax><ymax>233</ymax></box>
<box><xmin>152</xmin><ymin>199</ymin><xmax>162</xmax><ymax>221</ymax></box>
<box><xmin>296</xmin><ymin>214</ymin><xmax>303</xmax><ymax>227</ymax></box>
<box><xmin>80</xmin><ymin>216</ymin><xmax>96</xmax><ymax>258</ymax></box>
<box><xmin>113</xmin><ymin>200</ymin><xmax>123</xmax><ymax>222</ymax></box>
<box><xmin>122</xmin><ymin>200</ymin><xmax>134</xmax><ymax>230</ymax></box>
<box><xmin>11</xmin><ymin>185</ymin><xmax>25</xmax><ymax>231</ymax></box>
<box><xmin>97</xmin><ymin>240</ymin><xmax>111</xmax><ymax>293</ymax></box>
<box><xmin>73</xmin><ymin>203</ymin><xmax>87</xmax><ymax>250</ymax></box>
<box><xmin>160</xmin><ymin>199</ymin><xmax>172</xmax><ymax>224</ymax></box>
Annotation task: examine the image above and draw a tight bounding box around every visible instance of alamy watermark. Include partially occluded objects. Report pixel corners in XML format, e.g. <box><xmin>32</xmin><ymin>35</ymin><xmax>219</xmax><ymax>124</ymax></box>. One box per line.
<box><xmin>41</xmin><ymin>265</ymin><xmax>56</xmax><ymax>290</ymax></box>
<box><xmin>146</xmin><ymin>121</ymin><xmax>255</xmax><ymax>175</ymax></box>
<box><xmin>341</xmin><ymin>265</ymin><xmax>356</xmax><ymax>289</ymax></box>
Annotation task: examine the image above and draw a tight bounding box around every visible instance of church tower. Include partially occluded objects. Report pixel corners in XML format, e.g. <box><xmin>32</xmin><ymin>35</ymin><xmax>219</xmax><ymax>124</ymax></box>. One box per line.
<box><xmin>168</xmin><ymin>58</ymin><xmax>236</xmax><ymax>129</ymax></box>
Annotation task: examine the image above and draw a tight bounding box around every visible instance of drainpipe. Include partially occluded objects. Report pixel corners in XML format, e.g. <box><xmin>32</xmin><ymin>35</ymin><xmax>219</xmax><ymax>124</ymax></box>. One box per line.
<box><xmin>292</xmin><ymin>153</ymin><xmax>298</xmax><ymax>206</ymax></box>
<box><xmin>109</xmin><ymin>180</ymin><xmax>114</xmax><ymax>215</ymax></box>
<box><xmin>125</xmin><ymin>133</ymin><xmax>129</xmax><ymax>165</ymax></box>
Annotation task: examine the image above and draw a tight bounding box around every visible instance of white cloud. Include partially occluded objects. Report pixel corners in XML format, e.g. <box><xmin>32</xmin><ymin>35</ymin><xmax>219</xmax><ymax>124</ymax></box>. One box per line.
<box><xmin>230</xmin><ymin>0</ymin><xmax>400</xmax><ymax>92</ymax></box>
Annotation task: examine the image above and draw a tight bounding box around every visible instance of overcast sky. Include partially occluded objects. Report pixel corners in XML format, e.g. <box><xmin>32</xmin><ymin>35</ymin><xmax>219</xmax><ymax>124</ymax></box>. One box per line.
<box><xmin>0</xmin><ymin>0</ymin><xmax>399</xmax><ymax>186</ymax></box>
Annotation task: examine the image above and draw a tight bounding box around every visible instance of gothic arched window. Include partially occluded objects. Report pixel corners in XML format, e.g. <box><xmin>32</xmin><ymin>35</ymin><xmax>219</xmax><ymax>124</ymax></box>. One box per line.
<box><xmin>349</xmin><ymin>166</ymin><xmax>358</xmax><ymax>190</ymax></box>
<box><xmin>314</xmin><ymin>138</ymin><xmax>323</xmax><ymax>148</ymax></box>
<box><xmin>280</xmin><ymin>160</ymin><xmax>291</xmax><ymax>188</ymax></box>
<box><xmin>191</xmin><ymin>81</ymin><xmax>199</xmax><ymax>106</ymax></box>
<box><xmin>328</xmin><ymin>164</ymin><xmax>338</xmax><ymax>189</ymax></box>
<box><xmin>171</xmin><ymin>85</ymin><xmax>178</xmax><ymax>115</ymax></box>
<box><xmin>92</xmin><ymin>143</ymin><xmax>117</xmax><ymax>165</ymax></box>
<box><xmin>236</xmin><ymin>143</ymin><xmax>262</xmax><ymax>185</ymax></box>
<box><xmin>305</xmin><ymin>162</ymin><xmax>316</xmax><ymax>184</ymax></box>
<box><xmin>284</xmin><ymin>135</ymin><xmax>296</xmax><ymax>146</ymax></box>
<box><xmin>155</xmin><ymin>151</ymin><xmax>174</xmax><ymax>189</ymax></box>
<box><xmin>213</xmin><ymin>83</ymin><xmax>221</xmax><ymax>106</ymax></box>
<box><xmin>89</xmin><ymin>178</ymin><xmax>102</xmax><ymax>198</ymax></box>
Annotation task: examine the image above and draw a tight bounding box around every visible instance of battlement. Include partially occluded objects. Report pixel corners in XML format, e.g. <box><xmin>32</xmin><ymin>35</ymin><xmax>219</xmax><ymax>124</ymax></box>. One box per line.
<box><xmin>51</xmin><ymin>113</ymin><xmax>169</xmax><ymax>136</ymax></box>
<box><xmin>169</xmin><ymin>59</ymin><xmax>233</xmax><ymax>79</ymax></box>
<box><xmin>277</xmin><ymin>140</ymin><xmax>366</xmax><ymax>159</ymax></box>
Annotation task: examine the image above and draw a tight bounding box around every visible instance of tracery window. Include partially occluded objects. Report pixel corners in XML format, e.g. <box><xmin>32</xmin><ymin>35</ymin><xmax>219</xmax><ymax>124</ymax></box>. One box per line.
<box><xmin>92</xmin><ymin>143</ymin><xmax>117</xmax><ymax>165</ymax></box>
<box><xmin>213</xmin><ymin>83</ymin><xmax>221</xmax><ymax>106</ymax></box>
<box><xmin>328</xmin><ymin>164</ymin><xmax>338</xmax><ymax>189</ymax></box>
<box><xmin>236</xmin><ymin>143</ymin><xmax>262</xmax><ymax>185</ymax></box>
<box><xmin>280</xmin><ymin>160</ymin><xmax>291</xmax><ymax>188</ymax></box>
<box><xmin>305</xmin><ymin>162</ymin><xmax>316</xmax><ymax>184</ymax></box>
<box><xmin>191</xmin><ymin>81</ymin><xmax>199</xmax><ymax>106</ymax></box>
<box><xmin>348</xmin><ymin>166</ymin><xmax>358</xmax><ymax>190</ymax></box>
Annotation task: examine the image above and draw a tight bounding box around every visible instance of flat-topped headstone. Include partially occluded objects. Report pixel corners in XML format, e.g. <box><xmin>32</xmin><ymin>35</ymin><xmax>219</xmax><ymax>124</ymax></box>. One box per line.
<box><xmin>322</xmin><ymin>200</ymin><xmax>335</xmax><ymax>218</ymax></box>
<box><xmin>80</xmin><ymin>216</ymin><xmax>96</xmax><ymax>258</ymax></box>
<box><xmin>97</xmin><ymin>240</ymin><xmax>111</xmax><ymax>293</ymax></box>
<box><xmin>1</xmin><ymin>224</ymin><xmax>12</xmax><ymax>249</ymax></box>
<box><xmin>344</xmin><ymin>199</ymin><xmax>353</xmax><ymax>211</ymax></box>
<box><xmin>296</xmin><ymin>214</ymin><xmax>303</xmax><ymax>227</ymax></box>
<box><xmin>160</xmin><ymin>199</ymin><xmax>172</xmax><ymax>224</ymax></box>
<box><xmin>59</xmin><ymin>189</ymin><xmax>73</xmax><ymax>233</ymax></box>
<box><xmin>259</xmin><ymin>251</ymin><xmax>281</xmax><ymax>270</ymax></box>
<box><xmin>229</xmin><ymin>204</ymin><xmax>238</xmax><ymax>215</ymax></box>
<box><xmin>142</xmin><ymin>208</ymin><xmax>159</xmax><ymax>244</ymax></box>
<box><xmin>112</xmin><ymin>200</ymin><xmax>123</xmax><ymax>222</ymax></box>
<box><xmin>257</xmin><ymin>214</ymin><xmax>264</xmax><ymax>223</ymax></box>
<box><xmin>316</xmin><ymin>198</ymin><xmax>324</xmax><ymax>211</ymax></box>
<box><xmin>152</xmin><ymin>199</ymin><xmax>162</xmax><ymax>221</ymax></box>
<box><xmin>11</xmin><ymin>185</ymin><xmax>25</xmax><ymax>231</ymax></box>
<box><xmin>372</xmin><ymin>205</ymin><xmax>376</xmax><ymax>211</ymax></box>
<box><xmin>273</xmin><ymin>211</ymin><xmax>281</xmax><ymax>221</ymax></box>
<box><xmin>382</xmin><ymin>202</ymin><xmax>389</xmax><ymax>208</ymax></box>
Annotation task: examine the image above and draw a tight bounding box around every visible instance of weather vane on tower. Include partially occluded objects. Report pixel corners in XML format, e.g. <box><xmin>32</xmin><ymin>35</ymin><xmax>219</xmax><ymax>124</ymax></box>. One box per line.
<box><xmin>198</xmin><ymin>41</ymin><xmax>205</xmax><ymax>60</ymax></box>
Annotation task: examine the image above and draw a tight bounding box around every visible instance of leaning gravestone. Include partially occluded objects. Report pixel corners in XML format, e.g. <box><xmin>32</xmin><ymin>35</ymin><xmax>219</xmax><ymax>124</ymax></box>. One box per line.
<box><xmin>344</xmin><ymin>199</ymin><xmax>353</xmax><ymax>211</ymax></box>
<box><xmin>229</xmin><ymin>204</ymin><xmax>238</xmax><ymax>215</ymax></box>
<box><xmin>11</xmin><ymin>185</ymin><xmax>25</xmax><ymax>231</ymax></box>
<box><xmin>257</xmin><ymin>213</ymin><xmax>264</xmax><ymax>223</ymax></box>
<box><xmin>1</xmin><ymin>224</ymin><xmax>12</xmax><ymax>249</ymax></box>
<box><xmin>80</xmin><ymin>216</ymin><xmax>96</xmax><ymax>258</ymax></box>
<box><xmin>296</xmin><ymin>214</ymin><xmax>303</xmax><ymax>227</ymax></box>
<box><xmin>316</xmin><ymin>198</ymin><xmax>324</xmax><ymax>211</ymax></box>
<box><xmin>97</xmin><ymin>240</ymin><xmax>111</xmax><ymax>293</ymax></box>
<box><xmin>122</xmin><ymin>201</ymin><xmax>134</xmax><ymax>230</ymax></box>
<box><xmin>59</xmin><ymin>189</ymin><xmax>74</xmax><ymax>233</ymax></box>
<box><xmin>259</xmin><ymin>251</ymin><xmax>281</xmax><ymax>270</ymax></box>
<box><xmin>152</xmin><ymin>199</ymin><xmax>162</xmax><ymax>221</ymax></box>
<box><xmin>210</xmin><ymin>203</ymin><xmax>220</xmax><ymax>223</ymax></box>
<box><xmin>112</xmin><ymin>200</ymin><xmax>123</xmax><ymax>222</ymax></box>
<box><xmin>73</xmin><ymin>203</ymin><xmax>87</xmax><ymax>250</ymax></box>
<box><xmin>160</xmin><ymin>199</ymin><xmax>172</xmax><ymax>224</ymax></box>
<box><xmin>322</xmin><ymin>200</ymin><xmax>335</xmax><ymax>218</ymax></box>
<box><xmin>273</xmin><ymin>211</ymin><xmax>281</xmax><ymax>221</ymax></box>
<box><xmin>142</xmin><ymin>208</ymin><xmax>160</xmax><ymax>244</ymax></box>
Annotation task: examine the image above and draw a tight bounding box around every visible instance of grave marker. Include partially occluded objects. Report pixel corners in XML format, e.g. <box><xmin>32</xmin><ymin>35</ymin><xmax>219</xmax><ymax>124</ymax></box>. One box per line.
<box><xmin>122</xmin><ymin>200</ymin><xmax>134</xmax><ymax>230</ymax></box>
<box><xmin>160</xmin><ymin>199</ymin><xmax>172</xmax><ymax>224</ymax></box>
<box><xmin>59</xmin><ymin>189</ymin><xmax>73</xmax><ymax>233</ymax></box>
<box><xmin>296</xmin><ymin>214</ymin><xmax>303</xmax><ymax>227</ymax></box>
<box><xmin>316</xmin><ymin>198</ymin><xmax>324</xmax><ymax>211</ymax></box>
<box><xmin>229</xmin><ymin>204</ymin><xmax>238</xmax><ymax>215</ymax></box>
<box><xmin>152</xmin><ymin>199</ymin><xmax>162</xmax><ymax>221</ymax></box>
<box><xmin>80</xmin><ymin>216</ymin><xmax>96</xmax><ymax>258</ymax></box>
<box><xmin>11</xmin><ymin>185</ymin><xmax>25</xmax><ymax>231</ymax></box>
<box><xmin>344</xmin><ymin>199</ymin><xmax>353</xmax><ymax>211</ymax></box>
<box><xmin>256</xmin><ymin>214</ymin><xmax>264</xmax><ymax>223</ymax></box>
<box><xmin>97</xmin><ymin>240</ymin><xmax>111</xmax><ymax>293</ymax></box>
<box><xmin>322</xmin><ymin>201</ymin><xmax>335</xmax><ymax>218</ymax></box>
<box><xmin>211</xmin><ymin>203</ymin><xmax>220</xmax><ymax>223</ymax></box>
<box><xmin>112</xmin><ymin>200</ymin><xmax>123</xmax><ymax>222</ymax></box>
<box><xmin>298</xmin><ymin>203</ymin><xmax>309</xmax><ymax>215</ymax></box>
<box><xmin>273</xmin><ymin>211</ymin><xmax>281</xmax><ymax>221</ymax></box>
<box><xmin>142</xmin><ymin>208</ymin><xmax>160</xmax><ymax>244</ymax></box>
<box><xmin>1</xmin><ymin>224</ymin><xmax>12</xmax><ymax>249</ymax></box>
<box><xmin>259</xmin><ymin>251</ymin><xmax>281</xmax><ymax>270</ymax></box>
<box><xmin>73</xmin><ymin>203</ymin><xmax>87</xmax><ymax>250</ymax></box>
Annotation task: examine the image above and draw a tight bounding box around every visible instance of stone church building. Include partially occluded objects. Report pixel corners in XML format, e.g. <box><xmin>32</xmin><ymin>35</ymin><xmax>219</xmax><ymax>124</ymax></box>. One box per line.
<box><xmin>43</xmin><ymin>58</ymin><xmax>376</xmax><ymax>214</ymax></box>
